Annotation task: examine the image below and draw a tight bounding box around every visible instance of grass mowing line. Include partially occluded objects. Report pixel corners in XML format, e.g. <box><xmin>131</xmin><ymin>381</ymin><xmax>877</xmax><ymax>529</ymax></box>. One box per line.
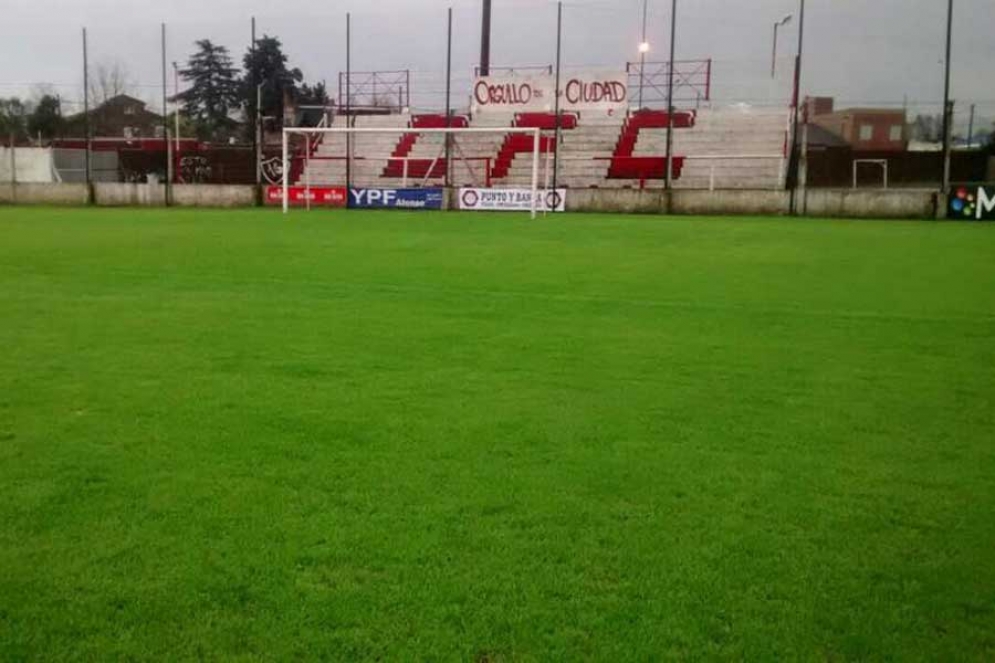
<box><xmin>6</xmin><ymin>266</ymin><xmax>995</xmax><ymax>326</ymax></box>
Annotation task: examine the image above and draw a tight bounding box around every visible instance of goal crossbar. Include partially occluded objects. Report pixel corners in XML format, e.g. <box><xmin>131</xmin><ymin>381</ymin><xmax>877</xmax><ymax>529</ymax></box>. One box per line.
<box><xmin>282</xmin><ymin>126</ymin><xmax>544</xmax><ymax>218</ymax></box>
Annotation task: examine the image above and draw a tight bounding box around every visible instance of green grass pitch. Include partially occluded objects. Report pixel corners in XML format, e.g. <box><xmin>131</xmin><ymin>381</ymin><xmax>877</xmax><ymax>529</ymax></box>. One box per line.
<box><xmin>1</xmin><ymin>206</ymin><xmax>994</xmax><ymax>660</ymax></box>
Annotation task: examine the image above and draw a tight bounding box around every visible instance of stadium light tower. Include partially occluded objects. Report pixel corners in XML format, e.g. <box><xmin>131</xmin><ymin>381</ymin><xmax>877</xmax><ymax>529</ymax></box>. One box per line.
<box><xmin>172</xmin><ymin>62</ymin><xmax>181</xmax><ymax>154</ymax></box>
<box><xmin>480</xmin><ymin>0</ymin><xmax>492</xmax><ymax>76</ymax></box>
<box><xmin>771</xmin><ymin>14</ymin><xmax>793</xmax><ymax>79</ymax></box>
<box><xmin>941</xmin><ymin>0</ymin><xmax>954</xmax><ymax>192</ymax></box>
<box><xmin>789</xmin><ymin>0</ymin><xmax>806</xmax><ymax>215</ymax></box>
<box><xmin>638</xmin><ymin>0</ymin><xmax>650</xmax><ymax>109</ymax></box>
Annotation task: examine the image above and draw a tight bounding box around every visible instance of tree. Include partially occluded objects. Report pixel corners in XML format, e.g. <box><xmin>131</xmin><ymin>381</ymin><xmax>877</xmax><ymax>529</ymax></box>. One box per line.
<box><xmin>297</xmin><ymin>82</ymin><xmax>330</xmax><ymax>108</ymax></box>
<box><xmin>28</xmin><ymin>94</ymin><xmax>63</xmax><ymax>140</ymax></box>
<box><xmin>296</xmin><ymin>82</ymin><xmax>332</xmax><ymax>127</ymax></box>
<box><xmin>242</xmin><ymin>35</ymin><xmax>303</xmax><ymax>139</ymax></box>
<box><xmin>177</xmin><ymin>40</ymin><xmax>242</xmax><ymax>141</ymax></box>
<box><xmin>90</xmin><ymin>61</ymin><xmax>134</xmax><ymax>105</ymax></box>
<box><xmin>0</xmin><ymin>98</ymin><xmax>29</xmax><ymax>142</ymax></box>
<box><xmin>909</xmin><ymin>114</ymin><xmax>943</xmax><ymax>143</ymax></box>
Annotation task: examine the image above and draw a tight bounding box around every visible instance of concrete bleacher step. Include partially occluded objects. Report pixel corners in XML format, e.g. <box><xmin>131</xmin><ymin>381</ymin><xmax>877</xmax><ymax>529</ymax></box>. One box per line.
<box><xmin>295</xmin><ymin>106</ymin><xmax>791</xmax><ymax>190</ymax></box>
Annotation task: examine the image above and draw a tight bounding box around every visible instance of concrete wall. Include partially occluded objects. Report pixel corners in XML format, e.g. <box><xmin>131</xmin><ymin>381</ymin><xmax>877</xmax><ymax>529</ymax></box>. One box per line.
<box><xmin>802</xmin><ymin>189</ymin><xmax>937</xmax><ymax>219</ymax></box>
<box><xmin>1</xmin><ymin>182</ymin><xmax>252</xmax><ymax>207</ymax></box>
<box><xmin>672</xmin><ymin>190</ymin><xmax>789</xmax><ymax>216</ymax></box>
<box><xmin>93</xmin><ymin>183</ymin><xmax>167</xmax><ymax>207</ymax></box>
<box><xmin>0</xmin><ymin>181</ymin><xmax>942</xmax><ymax>220</ymax></box>
<box><xmin>567</xmin><ymin>189</ymin><xmax>789</xmax><ymax>216</ymax></box>
<box><xmin>172</xmin><ymin>185</ymin><xmax>255</xmax><ymax>208</ymax></box>
<box><xmin>0</xmin><ymin>183</ymin><xmax>89</xmax><ymax>205</ymax></box>
<box><xmin>565</xmin><ymin>187</ymin><xmax>936</xmax><ymax>219</ymax></box>
<box><xmin>88</xmin><ymin>183</ymin><xmax>255</xmax><ymax>207</ymax></box>
<box><xmin>566</xmin><ymin>189</ymin><xmax>668</xmax><ymax>214</ymax></box>
<box><xmin>0</xmin><ymin>147</ymin><xmax>58</xmax><ymax>183</ymax></box>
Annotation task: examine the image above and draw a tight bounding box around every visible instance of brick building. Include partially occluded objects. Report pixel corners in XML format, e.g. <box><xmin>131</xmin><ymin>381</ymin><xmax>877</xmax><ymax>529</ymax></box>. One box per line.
<box><xmin>67</xmin><ymin>95</ymin><xmax>164</xmax><ymax>139</ymax></box>
<box><xmin>807</xmin><ymin>97</ymin><xmax>907</xmax><ymax>152</ymax></box>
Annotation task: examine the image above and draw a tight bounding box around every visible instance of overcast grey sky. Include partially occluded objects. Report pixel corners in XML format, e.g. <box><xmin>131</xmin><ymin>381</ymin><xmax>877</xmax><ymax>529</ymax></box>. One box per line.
<box><xmin>3</xmin><ymin>0</ymin><xmax>993</xmax><ymax>129</ymax></box>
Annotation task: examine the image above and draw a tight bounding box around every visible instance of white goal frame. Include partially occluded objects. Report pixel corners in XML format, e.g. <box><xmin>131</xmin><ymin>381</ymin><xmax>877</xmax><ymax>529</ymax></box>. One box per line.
<box><xmin>852</xmin><ymin>158</ymin><xmax>889</xmax><ymax>190</ymax></box>
<box><xmin>282</xmin><ymin>126</ymin><xmax>544</xmax><ymax>218</ymax></box>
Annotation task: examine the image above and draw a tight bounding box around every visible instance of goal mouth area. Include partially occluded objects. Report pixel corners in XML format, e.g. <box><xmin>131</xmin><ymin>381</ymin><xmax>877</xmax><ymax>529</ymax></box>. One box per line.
<box><xmin>281</xmin><ymin>126</ymin><xmax>545</xmax><ymax>218</ymax></box>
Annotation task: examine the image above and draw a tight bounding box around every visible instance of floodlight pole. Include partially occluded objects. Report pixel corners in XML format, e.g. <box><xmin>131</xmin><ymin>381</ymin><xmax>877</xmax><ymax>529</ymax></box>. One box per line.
<box><xmin>967</xmin><ymin>103</ymin><xmax>975</xmax><ymax>148</ymax></box>
<box><xmin>252</xmin><ymin>18</ymin><xmax>264</xmax><ymax>204</ymax></box>
<box><xmin>161</xmin><ymin>23</ymin><xmax>172</xmax><ymax>206</ymax></box>
<box><xmin>480</xmin><ymin>0</ymin><xmax>492</xmax><ymax>76</ymax></box>
<box><xmin>445</xmin><ymin>7</ymin><xmax>453</xmax><ymax>191</ymax></box>
<box><xmin>789</xmin><ymin>0</ymin><xmax>806</xmax><ymax>215</ymax></box>
<box><xmin>638</xmin><ymin>0</ymin><xmax>648</xmax><ymax>109</ymax></box>
<box><xmin>771</xmin><ymin>15</ymin><xmax>792</xmax><ymax>79</ymax></box>
<box><xmin>941</xmin><ymin>0</ymin><xmax>954</xmax><ymax>193</ymax></box>
<box><xmin>346</xmin><ymin>12</ymin><xmax>352</xmax><ymax>191</ymax></box>
<box><xmin>553</xmin><ymin>1</ymin><xmax>563</xmax><ymax>191</ymax></box>
<box><xmin>531</xmin><ymin>128</ymin><xmax>541</xmax><ymax>219</ymax></box>
<box><xmin>256</xmin><ymin>83</ymin><xmax>263</xmax><ymax>188</ymax></box>
<box><xmin>82</xmin><ymin>27</ymin><xmax>92</xmax><ymax>198</ymax></box>
<box><xmin>772</xmin><ymin>23</ymin><xmax>778</xmax><ymax>79</ymax></box>
<box><xmin>282</xmin><ymin>129</ymin><xmax>289</xmax><ymax>213</ymax></box>
<box><xmin>664</xmin><ymin>0</ymin><xmax>677</xmax><ymax>190</ymax></box>
<box><xmin>173</xmin><ymin>62</ymin><xmax>181</xmax><ymax>155</ymax></box>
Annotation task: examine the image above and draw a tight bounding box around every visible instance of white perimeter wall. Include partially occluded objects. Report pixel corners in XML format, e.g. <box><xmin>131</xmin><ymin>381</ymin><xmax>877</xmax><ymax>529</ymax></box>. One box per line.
<box><xmin>0</xmin><ymin>148</ymin><xmax>57</xmax><ymax>183</ymax></box>
<box><xmin>0</xmin><ymin>182</ymin><xmax>943</xmax><ymax>220</ymax></box>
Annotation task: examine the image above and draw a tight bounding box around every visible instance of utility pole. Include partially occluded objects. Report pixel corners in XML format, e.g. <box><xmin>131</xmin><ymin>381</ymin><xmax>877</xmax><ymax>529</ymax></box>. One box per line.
<box><xmin>941</xmin><ymin>0</ymin><xmax>954</xmax><ymax>192</ymax></box>
<box><xmin>480</xmin><ymin>0</ymin><xmax>492</xmax><ymax>76</ymax></box>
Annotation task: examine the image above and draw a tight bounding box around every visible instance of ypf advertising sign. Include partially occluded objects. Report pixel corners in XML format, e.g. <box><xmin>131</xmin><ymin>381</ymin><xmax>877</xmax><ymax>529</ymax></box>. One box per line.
<box><xmin>949</xmin><ymin>186</ymin><xmax>995</xmax><ymax>220</ymax></box>
<box><xmin>349</xmin><ymin>188</ymin><xmax>444</xmax><ymax>210</ymax></box>
<box><xmin>471</xmin><ymin>71</ymin><xmax>628</xmax><ymax>115</ymax></box>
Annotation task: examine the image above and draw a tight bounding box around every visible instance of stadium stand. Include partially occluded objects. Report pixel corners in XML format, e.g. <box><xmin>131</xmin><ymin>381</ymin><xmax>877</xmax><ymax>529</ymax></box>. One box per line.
<box><xmin>300</xmin><ymin>105</ymin><xmax>790</xmax><ymax>190</ymax></box>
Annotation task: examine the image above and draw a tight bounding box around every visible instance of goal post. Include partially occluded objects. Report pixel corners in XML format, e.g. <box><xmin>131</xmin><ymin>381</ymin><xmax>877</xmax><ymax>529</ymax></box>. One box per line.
<box><xmin>281</xmin><ymin>126</ymin><xmax>545</xmax><ymax>219</ymax></box>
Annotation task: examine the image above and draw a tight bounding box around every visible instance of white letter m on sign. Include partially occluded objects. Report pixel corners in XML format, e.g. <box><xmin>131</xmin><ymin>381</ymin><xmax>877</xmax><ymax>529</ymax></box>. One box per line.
<box><xmin>977</xmin><ymin>187</ymin><xmax>995</xmax><ymax>220</ymax></box>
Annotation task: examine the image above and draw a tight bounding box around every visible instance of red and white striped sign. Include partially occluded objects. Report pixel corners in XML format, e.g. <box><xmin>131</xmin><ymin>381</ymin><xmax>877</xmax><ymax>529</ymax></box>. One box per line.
<box><xmin>265</xmin><ymin>186</ymin><xmax>348</xmax><ymax>207</ymax></box>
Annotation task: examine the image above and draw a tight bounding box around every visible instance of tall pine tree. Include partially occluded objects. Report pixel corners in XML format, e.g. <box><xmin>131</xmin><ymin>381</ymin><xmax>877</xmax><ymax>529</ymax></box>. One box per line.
<box><xmin>28</xmin><ymin>95</ymin><xmax>63</xmax><ymax>140</ymax></box>
<box><xmin>178</xmin><ymin>40</ymin><xmax>241</xmax><ymax>141</ymax></box>
<box><xmin>242</xmin><ymin>35</ymin><xmax>304</xmax><ymax>139</ymax></box>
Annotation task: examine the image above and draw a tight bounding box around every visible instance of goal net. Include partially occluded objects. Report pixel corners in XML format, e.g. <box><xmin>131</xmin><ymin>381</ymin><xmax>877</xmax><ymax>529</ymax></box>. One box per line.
<box><xmin>281</xmin><ymin>125</ymin><xmax>552</xmax><ymax>218</ymax></box>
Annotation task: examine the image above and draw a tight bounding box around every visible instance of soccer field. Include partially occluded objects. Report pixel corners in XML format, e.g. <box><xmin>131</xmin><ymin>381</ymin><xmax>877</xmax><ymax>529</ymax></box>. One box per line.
<box><xmin>1</xmin><ymin>206</ymin><xmax>994</xmax><ymax>660</ymax></box>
